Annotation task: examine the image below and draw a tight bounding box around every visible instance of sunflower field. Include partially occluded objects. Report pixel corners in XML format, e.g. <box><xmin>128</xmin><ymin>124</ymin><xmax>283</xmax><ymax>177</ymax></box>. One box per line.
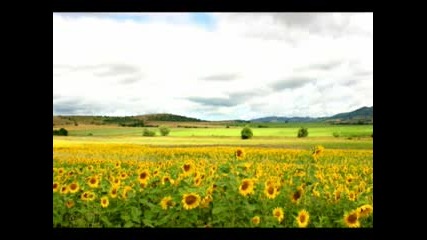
<box><xmin>53</xmin><ymin>143</ymin><xmax>373</xmax><ymax>228</ymax></box>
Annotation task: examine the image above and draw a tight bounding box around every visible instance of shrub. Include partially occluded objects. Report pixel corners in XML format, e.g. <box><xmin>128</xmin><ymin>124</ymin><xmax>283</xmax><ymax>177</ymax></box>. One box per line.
<box><xmin>159</xmin><ymin>126</ymin><xmax>171</xmax><ymax>136</ymax></box>
<box><xmin>332</xmin><ymin>132</ymin><xmax>340</xmax><ymax>138</ymax></box>
<box><xmin>53</xmin><ymin>128</ymin><xmax>68</xmax><ymax>136</ymax></box>
<box><xmin>241</xmin><ymin>126</ymin><xmax>253</xmax><ymax>139</ymax></box>
<box><xmin>142</xmin><ymin>128</ymin><xmax>156</xmax><ymax>137</ymax></box>
<box><xmin>297</xmin><ymin>127</ymin><xmax>308</xmax><ymax>138</ymax></box>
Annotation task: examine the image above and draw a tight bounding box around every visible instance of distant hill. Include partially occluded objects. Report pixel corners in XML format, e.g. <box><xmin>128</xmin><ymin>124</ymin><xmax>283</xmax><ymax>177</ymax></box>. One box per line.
<box><xmin>53</xmin><ymin>107</ymin><xmax>373</xmax><ymax>127</ymax></box>
<box><xmin>53</xmin><ymin>113</ymin><xmax>204</xmax><ymax>127</ymax></box>
<box><xmin>325</xmin><ymin>106</ymin><xmax>373</xmax><ymax>124</ymax></box>
<box><xmin>250</xmin><ymin>106</ymin><xmax>373</xmax><ymax>124</ymax></box>
<box><xmin>250</xmin><ymin>116</ymin><xmax>319</xmax><ymax>123</ymax></box>
<box><xmin>135</xmin><ymin>113</ymin><xmax>204</xmax><ymax>122</ymax></box>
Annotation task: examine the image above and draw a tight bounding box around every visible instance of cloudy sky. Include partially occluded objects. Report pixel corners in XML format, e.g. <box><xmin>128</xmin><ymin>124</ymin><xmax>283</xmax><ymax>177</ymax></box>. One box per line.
<box><xmin>53</xmin><ymin>13</ymin><xmax>373</xmax><ymax>121</ymax></box>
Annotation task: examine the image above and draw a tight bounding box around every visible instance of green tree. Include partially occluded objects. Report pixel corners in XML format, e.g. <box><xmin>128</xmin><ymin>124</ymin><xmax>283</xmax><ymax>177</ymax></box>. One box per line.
<box><xmin>142</xmin><ymin>128</ymin><xmax>156</xmax><ymax>137</ymax></box>
<box><xmin>159</xmin><ymin>126</ymin><xmax>171</xmax><ymax>136</ymax></box>
<box><xmin>297</xmin><ymin>127</ymin><xmax>308</xmax><ymax>138</ymax></box>
<box><xmin>241</xmin><ymin>126</ymin><xmax>253</xmax><ymax>139</ymax></box>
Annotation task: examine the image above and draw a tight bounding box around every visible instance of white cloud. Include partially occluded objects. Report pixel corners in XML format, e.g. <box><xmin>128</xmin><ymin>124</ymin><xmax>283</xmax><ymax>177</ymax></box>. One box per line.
<box><xmin>53</xmin><ymin>13</ymin><xmax>373</xmax><ymax>120</ymax></box>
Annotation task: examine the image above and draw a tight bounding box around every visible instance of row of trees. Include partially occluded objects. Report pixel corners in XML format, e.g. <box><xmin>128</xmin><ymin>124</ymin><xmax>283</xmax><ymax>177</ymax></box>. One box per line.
<box><xmin>142</xmin><ymin>126</ymin><xmax>171</xmax><ymax>136</ymax></box>
<box><xmin>240</xmin><ymin>126</ymin><xmax>308</xmax><ymax>139</ymax></box>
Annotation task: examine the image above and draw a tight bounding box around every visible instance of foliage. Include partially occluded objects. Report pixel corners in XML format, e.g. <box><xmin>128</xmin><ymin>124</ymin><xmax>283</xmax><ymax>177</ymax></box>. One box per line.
<box><xmin>143</xmin><ymin>128</ymin><xmax>156</xmax><ymax>137</ymax></box>
<box><xmin>53</xmin><ymin>128</ymin><xmax>68</xmax><ymax>136</ymax></box>
<box><xmin>241</xmin><ymin>126</ymin><xmax>253</xmax><ymax>139</ymax></box>
<box><xmin>53</xmin><ymin>144</ymin><xmax>373</xmax><ymax>228</ymax></box>
<box><xmin>297</xmin><ymin>127</ymin><xmax>308</xmax><ymax>138</ymax></box>
<box><xmin>159</xmin><ymin>126</ymin><xmax>171</xmax><ymax>136</ymax></box>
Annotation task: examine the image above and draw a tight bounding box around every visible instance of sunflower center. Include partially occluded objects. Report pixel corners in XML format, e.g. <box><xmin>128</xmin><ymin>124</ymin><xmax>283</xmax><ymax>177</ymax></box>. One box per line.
<box><xmin>184</xmin><ymin>164</ymin><xmax>191</xmax><ymax>172</ymax></box>
<box><xmin>300</xmin><ymin>214</ymin><xmax>306</xmax><ymax>222</ymax></box>
<box><xmin>275</xmin><ymin>211</ymin><xmax>281</xmax><ymax>217</ymax></box>
<box><xmin>164</xmin><ymin>177</ymin><xmax>169</xmax><ymax>182</ymax></box>
<box><xmin>185</xmin><ymin>195</ymin><xmax>197</xmax><ymax>205</ymax></box>
<box><xmin>70</xmin><ymin>183</ymin><xmax>77</xmax><ymax>190</ymax></box>
<box><xmin>236</xmin><ymin>150</ymin><xmax>243</xmax><ymax>157</ymax></box>
<box><xmin>53</xmin><ymin>183</ymin><xmax>58</xmax><ymax>189</ymax></box>
<box><xmin>112</xmin><ymin>189</ymin><xmax>117</xmax><ymax>194</ymax></box>
<box><xmin>268</xmin><ymin>186</ymin><xmax>275</xmax><ymax>195</ymax></box>
<box><xmin>241</xmin><ymin>181</ymin><xmax>249</xmax><ymax>190</ymax></box>
<box><xmin>293</xmin><ymin>191</ymin><xmax>301</xmax><ymax>199</ymax></box>
<box><xmin>90</xmin><ymin>178</ymin><xmax>97</xmax><ymax>184</ymax></box>
<box><xmin>348</xmin><ymin>213</ymin><xmax>357</xmax><ymax>223</ymax></box>
<box><xmin>140</xmin><ymin>172</ymin><xmax>147</xmax><ymax>179</ymax></box>
<box><xmin>102</xmin><ymin>199</ymin><xmax>107</xmax><ymax>204</ymax></box>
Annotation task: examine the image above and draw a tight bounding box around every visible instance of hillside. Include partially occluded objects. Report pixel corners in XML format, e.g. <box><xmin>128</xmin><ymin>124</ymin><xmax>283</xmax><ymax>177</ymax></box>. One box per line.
<box><xmin>250</xmin><ymin>106</ymin><xmax>373</xmax><ymax>124</ymax></box>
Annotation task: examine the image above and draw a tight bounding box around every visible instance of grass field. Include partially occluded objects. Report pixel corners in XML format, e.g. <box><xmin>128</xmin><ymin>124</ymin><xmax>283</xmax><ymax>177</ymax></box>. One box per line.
<box><xmin>53</xmin><ymin>124</ymin><xmax>373</xmax><ymax>228</ymax></box>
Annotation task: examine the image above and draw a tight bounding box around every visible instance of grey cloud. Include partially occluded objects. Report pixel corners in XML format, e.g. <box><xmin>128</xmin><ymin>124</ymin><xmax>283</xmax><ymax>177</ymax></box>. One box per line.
<box><xmin>201</xmin><ymin>74</ymin><xmax>239</xmax><ymax>81</ymax></box>
<box><xmin>187</xmin><ymin>97</ymin><xmax>238</xmax><ymax>107</ymax></box>
<box><xmin>299</xmin><ymin>60</ymin><xmax>343</xmax><ymax>71</ymax></box>
<box><xmin>53</xmin><ymin>98</ymin><xmax>107</xmax><ymax>115</ymax></box>
<box><xmin>270</xmin><ymin>77</ymin><xmax>314</xmax><ymax>90</ymax></box>
<box><xmin>355</xmin><ymin>70</ymin><xmax>372</xmax><ymax>77</ymax></box>
<box><xmin>118</xmin><ymin>76</ymin><xmax>141</xmax><ymax>85</ymax></box>
<box><xmin>53</xmin><ymin>63</ymin><xmax>141</xmax><ymax>78</ymax></box>
<box><xmin>95</xmin><ymin>64</ymin><xmax>140</xmax><ymax>77</ymax></box>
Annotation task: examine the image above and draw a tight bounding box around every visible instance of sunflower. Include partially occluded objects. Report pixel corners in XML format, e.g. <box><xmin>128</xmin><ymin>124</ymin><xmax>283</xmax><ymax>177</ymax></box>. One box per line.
<box><xmin>161</xmin><ymin>175</ymin><xmax>174</xmax><ymax>185</ymax></box>
<box><xmin>356</xmin><ymin>204</ymin><xmax>373</xmax><ymax>218</ymax></box>
<box><xmin>119</xmin><ymin>172</ymin><xmax>128</xmax><ymax>180</ymax></box>
<box><xmin>334</xmin><ymin>189</ymin><xmax>341</xmax><ymax>202</ymax></box>
<box><xmin>81</xmin><ymin>191</ymin><xmax>96</xmax><ymax>201</ymax></box>
<box><xmin>87</xmin><ymin>165</ymin><xmax>94</xmax><ymax>171</ymax></box>
<box><xmin>194</xmin><ymin>177</ymin><xmax>202</xmax><ymax>187</ymax></box>
<box><xmin>60</xmin><ymin>185</ymin><xmax>69</xmax><ymax>194</ymax></box>
<box><xmin>182</xmin><ymin>193</ymin><xmax>201</xmax><ymax>210</ymax></box>
<box><xmin>344</xmin><ymin>210</ymin><xmax>360</xmax><ymax>228</ymax></box>
<box><xmin>100</xmin><ymin>196</ymin><xmax>109</xmax><ymax>208</ymax></box>
<box><xmin>235</xmin><ymin>148</ymin><xmax>244</xmax><ymax>159</ymax></box>
<box><xmin>111</xmin><ymin>177</ymin><xmax>121</xmax><ymax>187</ymax></box>
<box><xmin>87</xmin><ymin>176</ymin><xmax>99</xmax><ymax>188</ymax></box>
<box><xmin>121</xmin><ymin>186</ymin><xmax>133</xmax><ymax>199</ymax></box>
<box><xmin>65</xmin><ymin>200</ymin><xmax>74</xmax><ymax>208</ymax></box>
<box><xmin>200</xmin><ymin>195</ymin><xmax>213</xmax><ymax>208</ymax></box>
<box><xmin>291</xmin><ymin>188</ymin><xmax>303</xmax><ymax>203</ymax></box>
<box><xmin>239</xmin><ymin>179</ymin><xmax>255</xmax><ymax>196</ymax></box>
<box><xmin>57</xmin><ymin>168</ymin><xmax>65</xmax><ymax>175</ymax></box>
<box><xmin>160</xmin><ymin>196</ymin><xmax>174</xmax><ymax>210</ymax></box>
<box><xmin>264</xmin><ymin>184</ymin><xmax>279</xmax><ymax>199</ymax></box>
<box><xmin>68</xmin><ymin>182</ymin><xmax>80</xmax><ymax>194</ymax></box>
<box><xmin>67</xmin><ymin>171</ymin><xmax>74</xmax><ymax>177</ymax></box>
<box><xmin>182</xmin><ymin>162</ymin><xmax>194</xmax><ymax>175</ymax></box>
<box><xmin>109</xmin><ymin>186</ymin><xmax>119</xmax><ymax>198</ymax></box>
<box><xmin>296</xmin><ymin>209</ymin><xmax>310</xmax><ymax>228</ymax></box>
<box><xmin>251</xmin><ymin>216</ymin><xmax>260</xmax><ymax>225</ymax></box>
<box><xmin>115</xmin><ymin>162</ymin><xmax>121</xmax><ymax>169</ymax></box>
<box><xmin>273</xmin><ymin>207</ymin><xmax>284</xmax><ymax>223</ymax></box>
<box><xmin>138</xmin><ymin>170</ymin><xmax>150</xmax><ymax>183</ymax></box>
<box><xmin>312</xmin><ymin>145</ymin><xmax>324</xmax><ymax>160</ymax></box>
<box><xmin>53</xmin><ymin>182</ymin><xmax>59</xmax><ymax>192</ymax></box>
<box><xmin>347</xmin><ymin>191</ymin><xmax>357</xmax><ymax>201</ymax></box>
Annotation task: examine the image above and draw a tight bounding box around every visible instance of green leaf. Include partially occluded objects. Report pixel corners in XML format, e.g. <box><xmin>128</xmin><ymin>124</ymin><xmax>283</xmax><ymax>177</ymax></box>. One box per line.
<box><xmin>124</xmin><ymin>221</ymin><xmax>134</xmax><ymax>228</ymax></box>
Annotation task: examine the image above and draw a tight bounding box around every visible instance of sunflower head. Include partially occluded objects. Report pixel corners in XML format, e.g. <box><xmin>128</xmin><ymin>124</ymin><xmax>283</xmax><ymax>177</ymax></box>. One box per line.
<box><xmin>235</xmin><ymin>148</ymin><xmax>244</xmax><ymax>159</ymax></box>
<box><xmin>264</xmin><ymin>184</ymin><xmax>279</xmax><ymax>199</ymax></box>
<box><xmin>182</xmin><ymin>162</ymin><xmax>193</xmax><ymax>175</ymax></box>
<box><xmin>182</xmin><ymin>193</ymin><xmax>201</xmax><ymax>210</ymax></box>
<box><xmin>100</xmin><ymin>196</ymin><xmax>109</xmax><ymax>208</ymax></box>
<box><xmin>251</xmin><ymin>216</ymin><xmax>260</xmax><ymax>225</ymax></box>
<box><xmin>296</xmin><ymin>209</ymin><xmax>310</xmax><ymax>228</ymax></box>
<box><xmin>60</xmin><ymin>185</ymin><xmax>69</xmax><ymax>195</ymax></box>
<box><xmin>53</xmin><ymin>182</ymin><xmax>60</xmax><ymax>192</ymax></box>
<box><xmin>87</xmin><ymin>176</ymin><xmax>99</xmax><ymax>188</ymax></box>
<box><xmin>110</xmin><ymin>187</ymin><xmax>119</xmax><ymax>198</ymax></box>
<box><xmin>68</xmin><ymin>182</ymin><xmax>80</xmax><ymax>194</ymax></box>
<box><xmin>344</xmin><ymin>210</ymin><xmax>360</xmax><ymax>228</ymax></box>
<box><xmin>65</xmin><ymin>200</ymin><xmax>75</xmax><ymax>208</ymax></box>
<box><xmin>273</xmin><ymin>207</ymin><xmax>284</xmax><ymax>223</ymax></box>
<box><xmin>138</xmin><ymin>170</ymin><xmax>150</xmax><ymax>183</ymax></box>
<box><xmin>160</xmin><ymin>196</ymin><xmax>174</xmax><ymax>210</ymax></box>
<box><xmin>291</xmin><ymin>188</ymin><xmax>303</xmax><ymax>203</ymax></box>
<box><xmin>239</xmin><ymin>179</ymin><xmax>255</xmax><ymax>197</ymax></box>
<box><xmin>357</xmin><ymin>204</ymin><xmax>373</xmax><ymax>218</ymax></box>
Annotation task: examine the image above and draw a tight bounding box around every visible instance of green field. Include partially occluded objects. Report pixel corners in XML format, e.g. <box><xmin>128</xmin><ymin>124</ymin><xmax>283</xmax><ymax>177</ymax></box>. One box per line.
<box><xmin>68</xmin><ymin>125</ymin><xmax>372</xmax><ymax>138</ymax></box>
